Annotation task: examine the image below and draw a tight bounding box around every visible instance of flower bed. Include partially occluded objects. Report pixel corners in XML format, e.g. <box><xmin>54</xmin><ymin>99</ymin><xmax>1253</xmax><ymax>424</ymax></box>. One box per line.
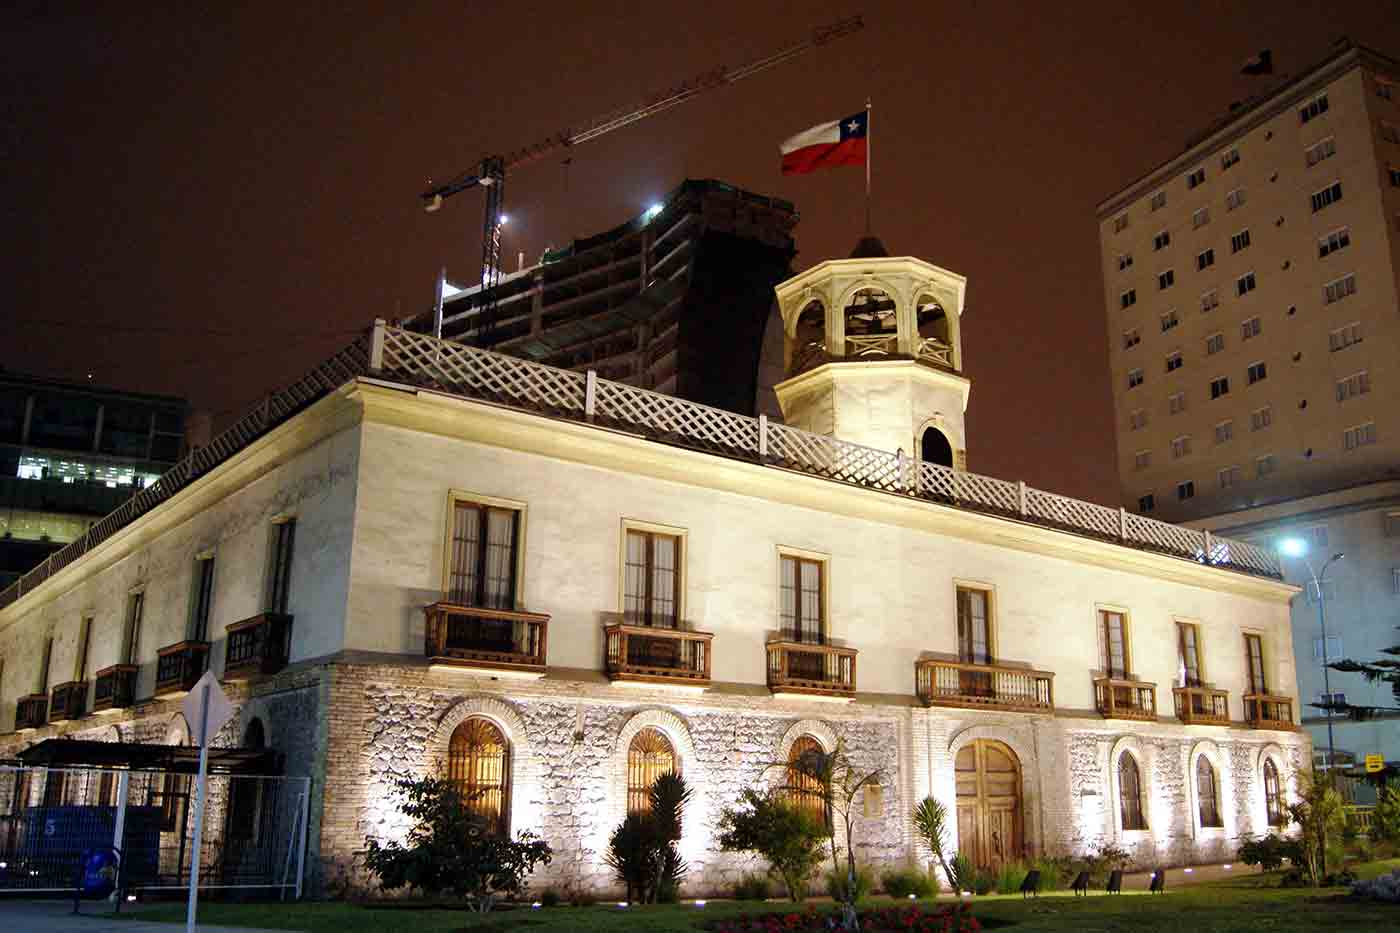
<box><xmin>711</xmin><ymin>903</ymin><xmax>980</xmax><ymax>932</ymax></box>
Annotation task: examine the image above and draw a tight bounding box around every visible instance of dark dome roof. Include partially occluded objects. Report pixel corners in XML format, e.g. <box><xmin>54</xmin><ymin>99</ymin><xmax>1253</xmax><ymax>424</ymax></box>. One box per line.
<box><xmin>848</xmin><ymin>235</ymin><xmax>889</xmax><ymax>258</ymax></box>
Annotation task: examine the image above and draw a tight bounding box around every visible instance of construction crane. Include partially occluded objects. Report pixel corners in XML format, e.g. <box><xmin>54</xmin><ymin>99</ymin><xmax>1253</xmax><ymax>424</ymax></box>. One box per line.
<box><xmin>419</xmin><ymin>14</ymin><xmax>864</xmax><ymax>342</ymax></box>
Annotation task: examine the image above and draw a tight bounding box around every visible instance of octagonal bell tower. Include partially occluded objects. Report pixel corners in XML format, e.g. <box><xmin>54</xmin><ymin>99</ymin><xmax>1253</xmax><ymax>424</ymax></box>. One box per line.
<box><xmin>773</xmin><ymin>237</ymin><xmax>970</xmax><ymax>469</ymax></box>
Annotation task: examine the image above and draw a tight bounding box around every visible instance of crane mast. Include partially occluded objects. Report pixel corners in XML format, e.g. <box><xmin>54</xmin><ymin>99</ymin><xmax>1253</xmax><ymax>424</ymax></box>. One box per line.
<box><xmin>420</xmin><ymin>14</ymin><xmax>864</xmax><ymax>342</ymax></box>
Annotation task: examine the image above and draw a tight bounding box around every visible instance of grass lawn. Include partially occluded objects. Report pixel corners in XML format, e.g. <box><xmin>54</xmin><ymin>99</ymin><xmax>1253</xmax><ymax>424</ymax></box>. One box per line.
<box><xmin>124</xmin><ymin>860</ymin><xmax>1400</xmax><ymax>933</ymax></box>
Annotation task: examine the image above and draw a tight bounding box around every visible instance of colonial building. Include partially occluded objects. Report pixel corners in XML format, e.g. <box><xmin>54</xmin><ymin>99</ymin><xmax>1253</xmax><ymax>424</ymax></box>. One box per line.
<box><xmin>1</xmin><ymin>244</ymin><xmax>1306</xmax><ymax>896</ymax></box>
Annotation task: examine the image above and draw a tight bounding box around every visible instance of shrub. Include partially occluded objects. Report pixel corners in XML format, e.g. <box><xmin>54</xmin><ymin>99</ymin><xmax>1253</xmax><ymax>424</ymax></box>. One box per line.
<box><xmin>569</xmin><ymin>891</ymin><xmax>597</xmax><ymax>907</ymax></box>
<box><xmin>995</xmin><ymin>860</ymin><xmax>1025</xmax><ymax>894</ymax></box>
<box><xmin>717</xmin><ymin>788</ymin><xmax>827</xmax><ymax>902</ymax></box>
<box><xmin>825</xmin><ymin>864</ymin><xmax>875</xmax><ymax>901</ymax></box>
<box><xmin>1279</xmin><ymin>868</ymin><xmax>1307</xmax><ymax>888</ymax></box>
<box><xmin>909</xmin><ymin>797</ymin><xmax>956</xmax><ymax>893</ymax></box>
<box><xmin>538</xmin><ymin>888</ymin><xmax>561</xmax><ymax>908</ymax></box>
<box><xmin>733</xmin><ymin>872</ymin><xmax>774</xmax><ymax>901</ymax></box>
<box><xmin>972</xmin><ymin>867</ymin><xmax>995</xmax><ymax>896</ymax></box>
<box><xmin>881</xmin><ymin>867</ymin><xmax>937</xmax><ymax>899</ymax></box>
<box><xmin>1237</xmin><ymin>834</ymin><xmax>1290</xmax><ymax>872</ymax></box>
<box><xmin>949</xmin><ymin>853</ymin><xmax>975</xmax><ymax>894</ymax></box>
<box><xmin>1374</xmin><ymin>785</ymin><xmax>1400</xmax><ymax>843</ymax></box>
<box><xmin>361</xmin><ymin>777</ymin><xmax>551</xmax><ymax>912</ymax></box>
<box><xmin>604</xmin><ymin>772</ymin><xmax>692</xmax><ymax>903</ymax></box>
<box><xmin>1322</xmin><ymin>868</ymin><xmax>1358</xmax><ymax>888</ymax></box>
<box><xmin>1032</xmin><ymin>856</ymin><xmax>1063</xmax><ymax>891</ymax></box>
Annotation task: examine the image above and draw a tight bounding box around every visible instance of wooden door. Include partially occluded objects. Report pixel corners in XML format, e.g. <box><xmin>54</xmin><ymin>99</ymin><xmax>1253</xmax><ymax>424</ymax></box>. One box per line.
<box><xmin>954</xmin><ymin>739</ymin><xmax>1022</xmax><ymax>869</ymax></box>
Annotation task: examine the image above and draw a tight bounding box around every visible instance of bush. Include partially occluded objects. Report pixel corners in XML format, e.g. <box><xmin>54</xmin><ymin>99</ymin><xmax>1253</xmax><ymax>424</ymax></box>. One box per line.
<box><xmin>972</xmin><ymin>867</ymin><xmax>995</xmax><ymax>896</ymax></box>
<box><xmin>1238</xmin><ymin>834</ymin><xmax>1290</xmax><ymax>872</ymax></box>
<box><xmin>569</xmin><ymin>891</ymin><xmax>597</xmax><ymax>907</ymax></box>
<box><xmin>604</xmin><ymin>772</ymin><xmax>692</xmax><ymax>904</ymax></box>
<box><xmin>881</xmin><ymin>867</ymin><xmax>937</xmax><ymax>899</ymax></box>
<box><xmin>825</xmin><ymin>864</ymin><xmax>875</xmax><ymax>901</ymax></box>
<box><xmin>995</xmin><ymin>860</ymin><xmax>1025</xmax><ymax>894</ymax></box>
<box><xmin>717</xmin><ymin>788</ymin><xmax>827</xmax><ymax>902</ymax></box>
<box><xmin>949</xmin><ymin>853</ymin><xmax>975</xmax><ymax>894</ymax></box>
<box><xmin>1032</xmin><ymin>856</ymin><xmax>1063</xmax><ymax>891</ymax></box>
<box><xmin>1279</xmin><ymin>868</ymin><xmax>1307</xmax><ymax>888</ymax></box>
<box><xmin>733</xmin><ymin>872</ymin><xmax>774</xmax><ymax>901</ymax></box>
<box><xmin>1374</xmin><ymin>785</ymin><xmax>1400</xmax><ymax>842</ymax></box>
<box><xmin>538</xmin><ymin>888</ymin><xmax>561</xmax><ymax>907</ymax></box>
<box><xmin>1322</xmin><ymin>868</ymin><xmax>1358</xmax><ymax>888</ymax></box>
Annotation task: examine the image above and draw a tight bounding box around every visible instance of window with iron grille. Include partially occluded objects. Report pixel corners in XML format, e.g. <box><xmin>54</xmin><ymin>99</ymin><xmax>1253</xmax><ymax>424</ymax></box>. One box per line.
<box><xmin>1298</xmin><ymin>94</ymin><xmax>1329</xmax><ymax>123</ymax></box>
<box><xmin>1236</xmin><ymin>272</ymin><xmax>1256</xmax><ymax>296</ymax></box>
<box><xmin>1197</xmin><ymin>248</ymin><xmax>1215</xmax><ymax>270</ymax></box>
<box><xmin>449</xmin><ymin>502</ymin><xmax>520</xmax><ymax>609</ymax></box>
<box><xmin>1158</xmin><ymin>270</ymin><xmax>1175</xmax><ymax>290</ymax></box>
<box><xmin>1231</xmin><ymin>229</ymin><xmax>1251</xmax><ymax>253</ymax></box>
<box><xmin>1206</xmin><ymin>333</ymin><xmax>1224</xmax><ymax>355</ymax></box>
<box><xmin>1324</xmin><ymin>273</ymin><xmax>1356</xmax><ymax>304</ymax></box>
<box><xmin>266</xmin><ymin>519</ymin><xmax>296</xmax><ymax>614</ymax></box>
<box><xmin>1187</xmin><ymin>167</ymin><xmax>1206</xmax><ymax>188</ymax></box>
<box><xmin>625</xmin><ymin>529</ymin><xmax>681</xmax><ymax>627</ymax></box>
<box><xmin>1247</xmin><ymin>361</ymin><xmax>1267</xmax><ymax>385</ymax></box>
<box><xmin>1166</xmin><ymin>352</ymin><xmax>1183</xmax><ymax>373</ymax></box>
<box><xmin>1153</xmin><ymin>230</ymin><xmax>1171</xmax><ymax>250</ymax></box>
<box><xmin>1121</xmin><ymin>289</ymin><xmax>1137</xmax><ymax>309</ymax></box>
<box><xmin>1311</xmin><ymin>181</ymin><xmax>1343</xmax><ymax>212</ymax></box>
<box><xmin>1221</xmin><ymin>148</ymin><xmax>1240</xmax><ymax>170</ymax></box>
<box><xmin>1305</xmin><ymin>136</ymin><xmax>1336</xmax><ymax>166</ymax></box>
<box><xmin>1241</xmin><ymin>316</ymin><xmax>1261</xmax><ymax>340</ymax></box>
<box><xmin>448</xmin><ymin>717</ymin><xmax>511</xmax><ymax>835</ymax></box>
<box><xmin>1210</xmin><ymin>377</ymin><xmax>1230</xmax><ymax>399</ymax></box>
<box><xmin>627</xmin><ymin>727</ymin><xmax>677</xmax><ymax>816</ymax></box>
<box><xmin>1318</xmin><ymin>227</ymin><xmax>1350</xmax><ymax>257</ymax></box>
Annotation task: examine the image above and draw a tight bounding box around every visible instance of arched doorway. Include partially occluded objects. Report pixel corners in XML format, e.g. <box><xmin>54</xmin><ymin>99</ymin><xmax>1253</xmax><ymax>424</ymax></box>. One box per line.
<box><xmin>627</xmin><ymin>727</ymin><xmax>677</xmax><ymax>816</ymax></box>
<box><xmin>921</xmin><ymin>426</ymin><xmax>954</xmax><ymax>468</ymax></box>
<box><xmin>448</xmin><ymin>716</ymin><xmax>512</xmax><ymax>834</ymax></box>
<box><xmin>955</xmin><ymin>739</ymin><xmax>1022</xmax><ymax>868</ymax></box>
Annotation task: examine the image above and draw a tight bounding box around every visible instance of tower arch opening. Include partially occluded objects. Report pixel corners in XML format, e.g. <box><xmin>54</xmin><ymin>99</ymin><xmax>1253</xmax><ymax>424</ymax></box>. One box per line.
<box><xmin>921</xmin><ymin>425</ymin><xmax>954</xmax><ymax>468</ymax></box>
<box><xmin>791</xmin><ymin>299</ymin><xmax>827</xmax><ymax>374</ymax></box>
<box><xmin>843</xmin><ymin>287</ymin><xmax>898</xmax><ymax>354</ymax></box>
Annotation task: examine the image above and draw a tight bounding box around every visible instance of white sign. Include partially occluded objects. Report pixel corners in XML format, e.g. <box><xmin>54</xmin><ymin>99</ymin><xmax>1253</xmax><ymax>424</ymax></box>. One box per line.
<box><xmin>181</xmin><ymin>670</ymin><xmax>234</xmax><ymax>746</ymax></box>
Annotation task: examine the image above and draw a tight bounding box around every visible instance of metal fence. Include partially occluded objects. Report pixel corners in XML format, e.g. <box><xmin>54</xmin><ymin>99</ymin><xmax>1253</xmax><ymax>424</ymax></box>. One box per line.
<box><xmin>0</xmin><ymin>766</ymin><xmax>310</xmax><ymax>898</ymax></box>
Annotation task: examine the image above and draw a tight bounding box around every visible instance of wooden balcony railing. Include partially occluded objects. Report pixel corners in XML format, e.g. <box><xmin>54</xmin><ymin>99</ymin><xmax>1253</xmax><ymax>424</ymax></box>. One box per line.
<box><xmin>1094</xmin><ymin>677</ymin><xmax>1158</xmax><ymax>721</ymax></box>
<box><xmin>424</xmin><ymin>603</ymin><xmax>548</xmax><ymax>674</ymax></box>
<box><xmin>15</xmin><ymin>694</ymin><xmax>48</xmax><ymax>729</ymax></box>
<box><xmin>224</xmin><ymin>612</ymin><xmax>293</xmax><ymax>680</ymax></box>
<box><xmin>155</xmin><ymin>640</ymin><xmax>210</xmax><ymax>696</ymax></box>
<box><xmin>766</xmin><ymin>639</ymin><xmax>857</xmax><ymax>698</ymax></box>
<box><xmin>48</xmin><ymin>681</ymin><xmax>87</xmax><ymax>723</ymax></box>
<box><xmin>916</xmin><ymin>659</ymin><xmax>1053</xmax><ymax>712</ymax></box>
<box><xmin>605</xmin><ymin>624</ymin><xmax>712</xmax><ymax>686</ymax></box>
<box><xmin>1173</xmin><ymin>685</ymin><xmax>1230</xmax><ymax>726</ymax></box>
<box><xmin>1244</xmin><ymin>693</ymin><xmax>1296</xmax><ymax>730</ymax></box>
<box><xmin>92</xmin><ymin>665</ymin><xmax>138</xmax><ymax>712</ymax></box>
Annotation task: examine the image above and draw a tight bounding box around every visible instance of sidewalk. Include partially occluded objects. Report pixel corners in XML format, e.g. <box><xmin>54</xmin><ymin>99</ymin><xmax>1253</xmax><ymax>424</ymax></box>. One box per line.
<box><xmin>0</xmin><ymin>898</ymin><xmax>298</xmax><ymax>933</ymax></box>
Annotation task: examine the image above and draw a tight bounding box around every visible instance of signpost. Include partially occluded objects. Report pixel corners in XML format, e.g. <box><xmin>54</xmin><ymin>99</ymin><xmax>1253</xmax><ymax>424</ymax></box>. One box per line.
<box><xmin>1365</xmin><ymin>753</ymin><xmax>1384</xmax><ymax>774</ymax></box>
<box><xmin>181</xmin><ymin>671</ymin><xmax>235</xmax><ymax>933</ymax></box>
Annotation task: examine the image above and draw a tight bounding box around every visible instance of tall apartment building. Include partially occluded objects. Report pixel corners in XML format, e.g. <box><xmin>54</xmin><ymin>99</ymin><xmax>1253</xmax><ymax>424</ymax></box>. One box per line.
<box><xmin>1097</xmin><ymin>41</ymin><xmax>1400</xmax><ymax>770</ymax></box>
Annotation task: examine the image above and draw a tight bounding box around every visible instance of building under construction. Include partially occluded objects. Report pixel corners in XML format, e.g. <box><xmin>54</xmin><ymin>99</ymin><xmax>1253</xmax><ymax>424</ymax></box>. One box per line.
<box><xmin>408</xmin><ymin>179</ymin><xmax>798</xmax><ymax>416</ymax></box>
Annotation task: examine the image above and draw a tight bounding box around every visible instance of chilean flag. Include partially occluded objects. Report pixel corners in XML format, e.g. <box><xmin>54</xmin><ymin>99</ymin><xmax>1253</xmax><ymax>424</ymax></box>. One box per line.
<box><xmin>780</xmin><ymin>110</ymin><xmax>868</xmax><ymax>175</ymax></box>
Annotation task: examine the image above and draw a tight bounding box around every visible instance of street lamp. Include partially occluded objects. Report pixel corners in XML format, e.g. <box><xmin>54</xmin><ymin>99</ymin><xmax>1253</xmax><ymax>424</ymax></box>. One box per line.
<box><xmin>1279</xmin><ymin>538</ymin><xmax>1344</xmax><ymax>777</ymax></box>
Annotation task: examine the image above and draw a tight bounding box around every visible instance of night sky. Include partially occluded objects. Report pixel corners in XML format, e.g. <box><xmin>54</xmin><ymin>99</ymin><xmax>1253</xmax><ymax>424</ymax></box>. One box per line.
<box><xmin>4</xmin><ymin>2</ymin><xmax>1398</xmax><ymax>503</ymax></box>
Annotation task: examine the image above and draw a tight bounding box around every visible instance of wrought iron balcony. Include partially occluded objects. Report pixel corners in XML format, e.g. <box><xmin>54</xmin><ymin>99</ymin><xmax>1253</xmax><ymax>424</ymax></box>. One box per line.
<box><xmin>92</xmin><ymin>665</ymin><xmax>138</xmax><ymax>712</ymax></box>
<box><xmin>916</xmin><ymin>659</ymin><xmax>1053</xmax><ymax>712</ymax></box>
<box><xmin>155</xmin><ymin>640</ymin><xmax>210</xmax><ymax>696</ymax></box>
<box><xmin>766</xmin><ymin>638</ymin><xmax>857</xmax><ymax>698</ymax></box>
<box><xmin>1173</xmin><ymin>685</ymin><xmax>1230</xmax><ymax>726</ymax></box>
<box><xmin>1094</xmin><ymin>677</ymin><xmax>1158</xmax><ymax>721</ymax></box>
<box><xmin>48</xmin><ymin>681</ymin><xmax>88</xmax><ymax>723</ymax></box>
<box><xmin>224</xmin><ymin>613</ymin><xmax>293</xmax><ymax>680</ymax></box>
<box><xmin>15</xmin><ymin>694</ymin><xmax>48</xmax><ymax>729</ymax></box>
<box><xmin>423</xmin><ymin>602</ymin><xmax>548</xmax><ymax>674</ymax></box>
<box><xmin>1244</xmin><ymin>693</ymin><xmax>1296</xmax><ymax>730</ymax></box>
<box><xmin>605</xmin><ymin>623</ymin><xmax>712</xmax><ymax>687</ymax></box>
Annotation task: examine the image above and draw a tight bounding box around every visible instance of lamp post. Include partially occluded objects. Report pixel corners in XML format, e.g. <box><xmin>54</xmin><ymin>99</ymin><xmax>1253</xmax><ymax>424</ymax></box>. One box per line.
<box><xmin>1279</xmin><ymin>539</ymin><xmax>1344</xmax><ymax>780</ymax></box>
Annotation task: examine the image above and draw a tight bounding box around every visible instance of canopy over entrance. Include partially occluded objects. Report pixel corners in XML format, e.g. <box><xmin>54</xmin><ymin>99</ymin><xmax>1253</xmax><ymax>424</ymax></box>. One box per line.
<box><xmin>10</xmin><ymin>739</ymin><xmax>279</xmax><ymax>775</ymax></box>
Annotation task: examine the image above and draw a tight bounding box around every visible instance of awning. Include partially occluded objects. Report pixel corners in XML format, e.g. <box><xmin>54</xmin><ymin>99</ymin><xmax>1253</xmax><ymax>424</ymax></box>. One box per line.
<box><xmin>10</xmin><ymin>739</ymin><xmax>279</xmax><ymax>775</ymax></box>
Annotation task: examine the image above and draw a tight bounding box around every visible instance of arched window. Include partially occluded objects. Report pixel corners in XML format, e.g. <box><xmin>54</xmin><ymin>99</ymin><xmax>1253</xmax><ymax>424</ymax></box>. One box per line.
<box><xmin>915</xmin><ymin>294</ymin><xmax>954</xmax><ymax>370</ymax></box>
<box><xmin>791</xmin><ymin>300</ymin><xmax>827</xmax><ymax>374</ymax></box>
<box><xmin>843</xmin><ymin>287</ymin><xmax>897</xmax><ymax>339</ymax></box>
<box><xmin>785</xmin><ymin>736</ymin><xmax>827</xmax><ymax>822</ymax></box>
<box><xmin>1196</xmin><ymin>756</ymin><xmax>1222</xmax><ymax>828</ymax></box>
<box><xmin>448</xmin><ymin>717</ymin><xmax>511</xmax><ymax>835</ymax></box>
<box><xmin>1263</xmin><ymin>758</ymin><xmax>1285</xmax><ymax>827</ymax></box>
<box><xmin>627</xmin><ymin>727</ymin><xmax>676</xmax><ymax>816</ymax></box>
<box><xmin>1118</xmin><ymin>753</ymin><xmax>1146</xmax><ymax>831</ymax></box>
<box><xmin>921</xmin><ymin>427</ymin><xmax>954</xmax><ymax>468</ymax></box>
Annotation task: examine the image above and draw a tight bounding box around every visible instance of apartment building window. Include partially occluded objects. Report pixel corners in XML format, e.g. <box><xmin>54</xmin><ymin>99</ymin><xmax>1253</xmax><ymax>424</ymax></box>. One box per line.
<box><xmin>1304</xmin><ymin>579</ymin><xmax>1337</xmax><ymax>605</ymax></box>
<box><xmin>1158</xmin><ymin>270</ymin><xmax>1175</xmax><ymax>290</ymax></box>
<box><xmin>1128</xmin><ymin>368</ymin><xmax>1144</xmax><ymax>389</ymax></box>
<box><xmin>1318</xmin><ymin>227</ymin><xmax>1350</xmax><ymax>257</ymax></box>
<box><xmin>1344</xmin><ymin>422</ymin><xmax>1377</xmax><ymax>450</ymax></box>
<box><xmin>1197</xmin><ymin>248</ymin><xmax>1215</xmax><ymax>270</ymax></box>
<box><xmin>122</xmin><ymin>591</ymin><xmax>145</xmax><ymax>667</ymax></box>
<box><xmin>1138</xmin><ymin>494</ymin><xmax>1155</xmax><ymax>513</ymax></box>
<box><xmin>1178</xmin><ymin>622</ymin><xmax>1203</xmax><ymax>686</ymax></box>
<box><xmin>1225</xmin><ymin>188</ymin><xmax>1246</xmax><ymax>211</ymax></box>
<box><xmin>1160</xmin><ymin>309</ymin><xmax>1179</xmax><ymax>332</ymax></box>
<box><xmin>1206</xmin><ymin>332</ymin><xmax>1224</xmax><ymax>355</ymax></box>
<box><xmin>1214</xmin><ymin>420</ymin><xmax>1233</xmax><ymax>444</ymax></box>
<box><xmin>1329</xmin><ymin>321</ymin><xmax>1362</xmax><ymax>351</ymax></box>
<box><xmin>1113</xmin><ymin>213</ymin><xmax>1130</xmax><ymax>233</ymax></box>
<box><xmin>1134</xmin><ymin>449</ymin><xmax>1152</xmax><ymax>470</ymax></box>
<box><xmin>1305</xmin><ymin>136</ymin><xmax>1337</xmax><ymax>166</ymax></box>
<box><xmin>1118</xmin><ymin>253</ymin><xmax>1134</xmax><ymax>271</ymax></box>
<box><xmin>1251</xmin><ymin>405</ymin><xmax>1272</xmax><ymax>430</ymax></box>
<box><xmin>1123</xmin><ymin>328</ymin><xmax>1141</xmax><ymax>349</ymax></box>
<box><xmin>1200</xmin><ymin>290</ymin><xmax>1219</xmax><ymax>313</ymax></box>
<box><xmin>189</xmin><ymin>555</ymin><xmax>216</xmax><ymax>642</ymax></box>
<box><xmin>1168</xmin><ymin>391</ymin><xmax>1186</xmax><ymax>414</ymax></box>
<box><xmin>1335</xmin><ymin>370</ymin><xmax>1371</xmax><ymax>402</ymax></box>
<box><xmin>1165</xmin><ymin>352</ymin><xmax>1183</xmax><ymax>373</ymax></box>
<box><xmin>1099</xmin><ymin>610</ymin><xmax>1130</xmax><ymax>678</ymax></box>
<box><xmin>1230</xmin><ymin>229</ymin><xmax>1251</xmax><ymax>253</ymax></box>
<box><xmin>1150</xmin><ymin>191</ymin><xmax>1167</xmax><ymax>211</ymax></box>
<box><xmin>1381</xmin><ymin>122</ymin><xmax>1400</xmax><ymax>144</ymax></box>
<box><xmin>1256</xmin><ymin>454</ymin><xmax>1277</xmax><ymax>477</ymax></box>
<box><xmin>1178</xmin><ymin>480</ymin><xmax>1195</xmax><ymax>500</ymax></box>
<box><xmin>1218</xmin><ymin>465</ymin><xmax>1241</xmax><ymax>488</ymax></box>
<box><xmin>779</xmin><ymin>554</ymin><xmax>824</xmax><ymax>643</ymax></box>
<box><xmin>1311</xmin><ymin>181</ymin><xmax>1343</xmax><ymax>212</ymax></box>
<box><xmin>1129</xmin><ymin>408</ymin><xmax>1148</xmax><ymax>430</ymax></box>
<box><xmin>1153</xmin><ymin>230</ymin><xmax>1171</xmax><ymax>250</ymax></box>
<box><xmin>1299</xmin><ymin>94</ymin><xmax>1329</xmax><ymax>123</ymax></box>
<box><xmin>1241</xmin><ymin>316</ymin><xmax>1262</xmax><ymax>340</ymax></box>
<box><xmin>1313</xmin><ymin>635</ymin><xmax>1343</xmax><ymax>662</ymax></box>
<box><xmin>626</xmin><ymin>527</ymin><xmax>682</xmax><ymax>627</ymax></box>
<box><xmin>1121</xmin><ymin>289</ymin><xmax>1137</xmax><ymax>309</ymax></box>
<box><xmin>449</xmin><ymin>498</ymin><xmax>522</xmax><ymax>609</ymax></box>
<box><xmin>1324</xmin><ymin>273</ymin><xmax>1357</xmax><ymax>304</ymax></box>
<box><xmin>1236</xmin><ymin>272</ymin><xmax>1256</xmax><ymax>296</ymax></box>
<box><xmin>1192</xmin><ymin>206</ymin><xmax>1211</xmax><ymax>228</ymax></box>
<box><xmin>956</xmin><ymin>586</ymin><xmax>993</xmax><ymax>665</ymax></box>
<box><xmin>1247</xmin><ymin>361</ymin><xmax>1268</xmax><ymax>385</ymax></box>
<box><xmin>266</xmin><ymin>518</ymin><xmax>296</xmax><ymax>615</ymax></box>
<box><xmin>1221</xmin><ymin>147</ymin><xmax>1240</xmax><ymax>170</ymax></box>
<box><xmin>1171</xmin><ymin>435</ymin><xmax>1191</xmax><ymax>459</ymax></box>
<box><xmin>1187</xmin><ymin>167</ymin><xmax>1206</xmax><ymax>189</ymax></box>
<box><xmin>1210</xmin><ymin>376</ymin><xmax>1230</xmax><ymax>399</ymax></box>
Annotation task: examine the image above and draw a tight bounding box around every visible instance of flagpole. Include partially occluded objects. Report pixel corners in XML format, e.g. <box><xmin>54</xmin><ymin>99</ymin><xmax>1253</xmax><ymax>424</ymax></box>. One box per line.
<box><xmin>864</xmin><ymin>98</ymin><xmax>872</xmax><ymax>234</ymax></box>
